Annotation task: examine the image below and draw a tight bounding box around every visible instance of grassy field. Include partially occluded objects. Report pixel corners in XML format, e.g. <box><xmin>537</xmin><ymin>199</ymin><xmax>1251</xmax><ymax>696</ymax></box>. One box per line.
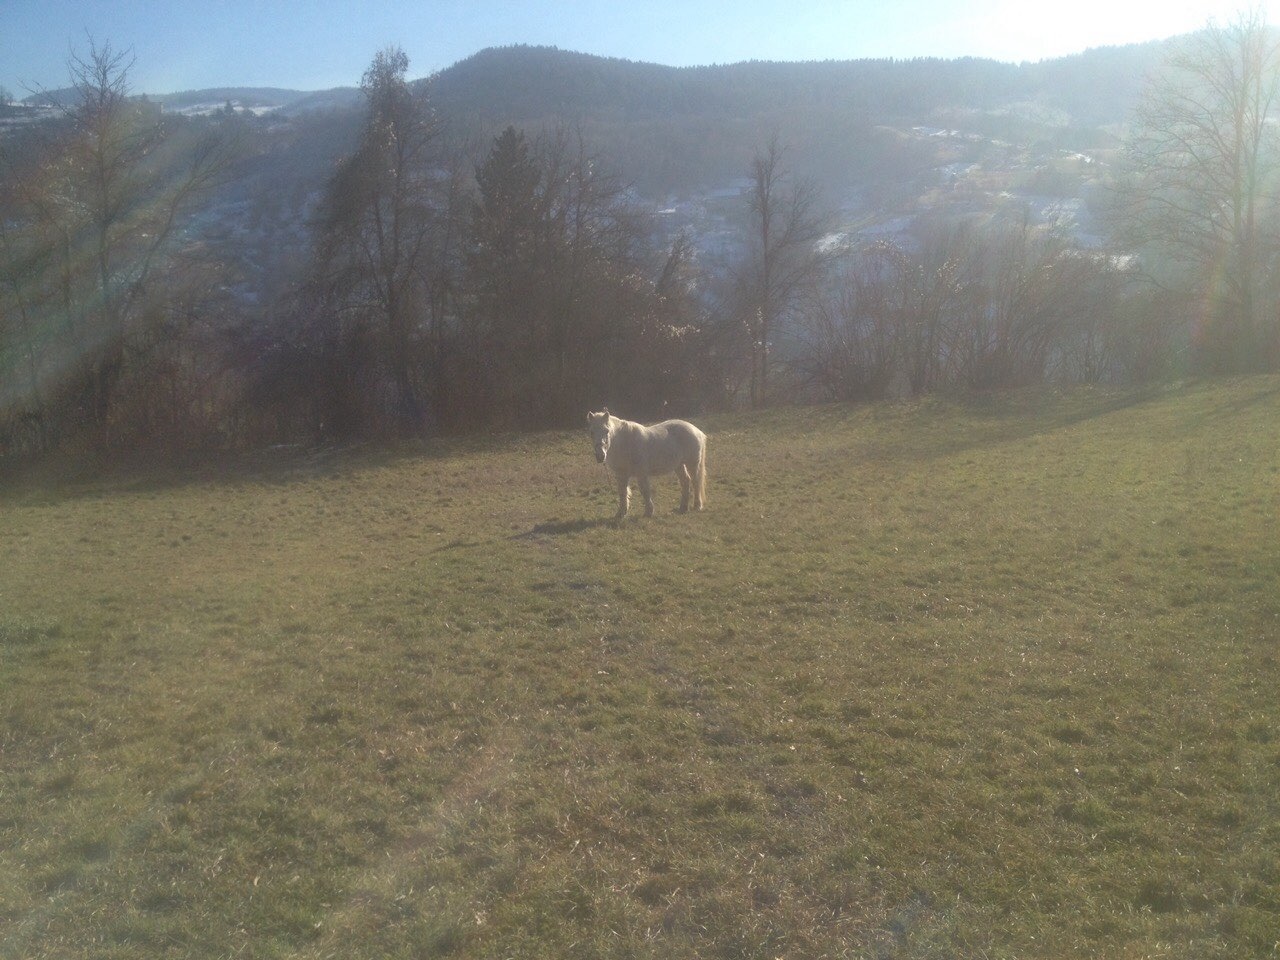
<box><xmin>2</xmin><ymin>378</ymin><xmax>1279</xmax><ymax>959</ymax></box>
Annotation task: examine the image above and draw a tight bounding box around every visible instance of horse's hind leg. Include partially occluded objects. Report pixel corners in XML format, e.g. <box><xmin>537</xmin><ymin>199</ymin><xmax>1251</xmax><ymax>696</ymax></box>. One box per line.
<box><xmin>677</xmin><ymin>464</ymin><xmax>692</xmax><ymax>513</ymax></box>
<box><xmin>638</xmin><ymin>474</ymin><xmax>654</xmax><ymax>517</ymax></box>
<box><xmin>615</xmin><ymin>475</ymin><xmax>630</xmax><ymax>519</ymax></box>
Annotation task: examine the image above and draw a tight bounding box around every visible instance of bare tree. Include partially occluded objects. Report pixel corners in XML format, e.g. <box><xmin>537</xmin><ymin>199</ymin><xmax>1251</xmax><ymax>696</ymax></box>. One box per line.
<box><xmin>742</xmin><ymin>136</ymin><xmax>828</xmax><ymax>406</ymax></box>
<box><xmin>950</xmin><ymin>215</ymin><xmax>1113</xmax><ymax>389</ymax></box>
<box><xmin>795</xmin><ymin>246</ymin><xmax>899</xmax><ymax>402</ymax></box>
<box><xmin>796</xmin><ymin>226</ymin><xmax>981</xmax><ymax>402</ymax></box>
<box><xmin>797</xmin><ymin>215</ymin><xmax>1140</xmax><ymax>399</ymax></box>
<box><xmin>880</xmin><ymin>227</ymin><xmax>975</xmax><ymax>396</ymax></box>
<box><xmin>1116</xmin><ymin>9</ymin><xmax>1280</xmax><ymax>370</ymax></box>
<box><xmin>0</xmin><ymin>39</ymin><xmax>236</xmax><ymax>454</ymax></box>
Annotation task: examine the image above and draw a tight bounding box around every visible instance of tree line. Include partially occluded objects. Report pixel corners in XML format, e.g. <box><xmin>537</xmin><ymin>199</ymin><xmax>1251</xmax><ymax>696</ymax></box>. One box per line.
<box><xmin>2</xmin><ymin>15</ymin><xmax>1278</xmax><ymax>466</ymax></box>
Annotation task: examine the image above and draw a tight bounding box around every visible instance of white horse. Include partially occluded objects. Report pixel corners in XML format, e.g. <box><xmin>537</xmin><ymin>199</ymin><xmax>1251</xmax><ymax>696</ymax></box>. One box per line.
<box><xmin>586</xmin><ymin>408</ymin><xmax>707</xmax><ymax>518</ymax></box>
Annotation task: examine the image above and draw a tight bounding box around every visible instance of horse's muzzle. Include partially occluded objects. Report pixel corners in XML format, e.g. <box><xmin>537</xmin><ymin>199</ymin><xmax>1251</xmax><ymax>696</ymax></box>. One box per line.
<box><xmin>595</xmin><ymin>451</ymin><xmax>606</xmax><ymax>464</ymax></box>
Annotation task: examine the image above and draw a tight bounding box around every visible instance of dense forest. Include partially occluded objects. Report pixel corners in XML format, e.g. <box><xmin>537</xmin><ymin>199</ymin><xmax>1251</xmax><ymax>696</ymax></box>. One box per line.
<box><xmin>1</xmin><ymin>19</ymin><xmax>1278</xmax><ymax>467</ymax></box>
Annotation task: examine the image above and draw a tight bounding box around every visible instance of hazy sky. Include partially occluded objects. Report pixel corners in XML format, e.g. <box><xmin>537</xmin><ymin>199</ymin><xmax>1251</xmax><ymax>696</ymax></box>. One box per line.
<box><xmin>1</xmin><ymin>0</ymin><xmax>1268</xmax><ymax>96</ymax></box>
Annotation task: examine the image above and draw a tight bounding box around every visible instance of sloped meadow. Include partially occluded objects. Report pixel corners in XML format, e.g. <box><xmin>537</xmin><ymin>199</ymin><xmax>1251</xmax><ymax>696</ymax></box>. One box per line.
<box><xmin>3</xmin><ymin>379</ymin><xmax>1278</xmax><ymax>958</ymax></box>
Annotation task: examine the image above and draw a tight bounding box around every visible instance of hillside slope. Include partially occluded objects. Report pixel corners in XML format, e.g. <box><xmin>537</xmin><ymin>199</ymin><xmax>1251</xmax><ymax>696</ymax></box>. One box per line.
<box><xmin>3</xmin><ymin>378</ymin><xmax>1278</xmax><ymax>958</ymax></box>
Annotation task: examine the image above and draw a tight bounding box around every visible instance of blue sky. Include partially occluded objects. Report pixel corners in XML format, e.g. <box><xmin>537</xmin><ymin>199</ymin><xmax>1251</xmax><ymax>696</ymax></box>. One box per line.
<box><xmin>1</xmin><ymin>0</ymin><xmax>1263</xmax><ymax>96</ymax></box>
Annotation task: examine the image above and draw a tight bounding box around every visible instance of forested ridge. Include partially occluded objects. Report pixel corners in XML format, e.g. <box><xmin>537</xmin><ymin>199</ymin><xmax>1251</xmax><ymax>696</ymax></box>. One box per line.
<box><xmin>425</xmin><ymin>43</ymin><xmax>1164</xmax><ymax>192</ymax></box>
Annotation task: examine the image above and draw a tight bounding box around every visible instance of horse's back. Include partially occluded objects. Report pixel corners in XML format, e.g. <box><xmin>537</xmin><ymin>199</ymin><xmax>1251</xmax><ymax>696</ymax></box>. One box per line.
<box><xmin>635</xmin><ymin>418</ymin><xmax>704</xmax><ymax>474</ymax></box>
<box><xmin>654</xmin><ymin>418</ymin><xmax>705</xmax><ymax>443</ymax></box>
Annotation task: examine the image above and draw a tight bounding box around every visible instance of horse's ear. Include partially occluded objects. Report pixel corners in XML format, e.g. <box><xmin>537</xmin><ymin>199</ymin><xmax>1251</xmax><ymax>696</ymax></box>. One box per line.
<box><xmin>602</xmin><ymin>406</ymin><xmax>610</xmax><ymax>416</ymax></box>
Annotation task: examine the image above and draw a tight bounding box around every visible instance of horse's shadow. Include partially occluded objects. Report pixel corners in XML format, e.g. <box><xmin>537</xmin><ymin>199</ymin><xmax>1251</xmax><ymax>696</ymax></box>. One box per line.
<box><xmin>512</xmin><ymin>517</ymin><xmax>617</xmax><ymax>539</ymax></box>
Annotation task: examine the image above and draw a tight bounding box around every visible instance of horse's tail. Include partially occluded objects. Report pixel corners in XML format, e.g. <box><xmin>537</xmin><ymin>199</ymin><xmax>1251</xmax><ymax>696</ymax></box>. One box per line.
<box><xmin>695</xmin><ymin>436</ymin><xmax>707</xmax><ymax>509</ymax></box>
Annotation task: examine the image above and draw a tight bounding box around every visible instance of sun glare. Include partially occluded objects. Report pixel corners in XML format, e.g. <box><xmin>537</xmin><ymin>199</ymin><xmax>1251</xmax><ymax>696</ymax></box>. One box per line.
<box><xmin>980</xmin><ymin>0</ymin><xmax>1280</xmax><ymax>61</ymax></box>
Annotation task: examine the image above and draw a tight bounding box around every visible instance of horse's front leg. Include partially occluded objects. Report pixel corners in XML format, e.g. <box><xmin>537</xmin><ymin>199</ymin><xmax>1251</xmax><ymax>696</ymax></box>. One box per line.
<box><xmin>638</xmin><ymin>473</ymin><xmax>654</xmax><ymax>517</ymax></box>
<box><xmin>615</xmin><ymin>474</ymin><xmax>630</xmax><ymax>519</ymax></box>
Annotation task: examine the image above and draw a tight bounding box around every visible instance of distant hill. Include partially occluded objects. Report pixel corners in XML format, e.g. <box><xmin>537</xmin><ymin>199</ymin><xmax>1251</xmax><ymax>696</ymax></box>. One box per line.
<box><xmin>428</xmin><ymin>41</ymin><xmax>1171</xmax><ymax>125</ymax></box>
<box><xmin>156</xmin><ymin>87</ymin><xmax>314</xmax><ymax>110</ymax></box>
<box><xmin>152</xmin><ymin>86</ymin><xmax>363</xmax><ymax>118</ymax></box>
<box><xmin>19</xmin><ymin>84</ymin><xmax>361</xmax><ymax>117</ymax></box>
<box><xmin>421</xmin><ymin>42</ymin><xmax>1171</xmax><ymax>196</ymax></box>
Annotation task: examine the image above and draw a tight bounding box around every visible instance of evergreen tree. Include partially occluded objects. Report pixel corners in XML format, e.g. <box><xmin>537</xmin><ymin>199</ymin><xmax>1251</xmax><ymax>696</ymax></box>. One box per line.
<box><xmin>466</xmin><ymin>126</ymin><xmax>550</xmax><ymax>420</ymax></box>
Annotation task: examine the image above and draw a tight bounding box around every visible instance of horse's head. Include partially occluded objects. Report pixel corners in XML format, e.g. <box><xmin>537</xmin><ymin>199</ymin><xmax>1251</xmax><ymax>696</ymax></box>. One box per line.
<box><xmin>586</xmin><ymin>408</ymin><xmax>613</xmax><ymax>464</ymax></box>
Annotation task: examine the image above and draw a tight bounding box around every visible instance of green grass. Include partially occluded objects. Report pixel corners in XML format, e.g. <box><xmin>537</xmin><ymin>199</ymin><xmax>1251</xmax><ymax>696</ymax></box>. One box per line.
<box><xmin>3</xmin><ymin>378</ymin><xmax>1279</xmax><ymax>959</ymax></box>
